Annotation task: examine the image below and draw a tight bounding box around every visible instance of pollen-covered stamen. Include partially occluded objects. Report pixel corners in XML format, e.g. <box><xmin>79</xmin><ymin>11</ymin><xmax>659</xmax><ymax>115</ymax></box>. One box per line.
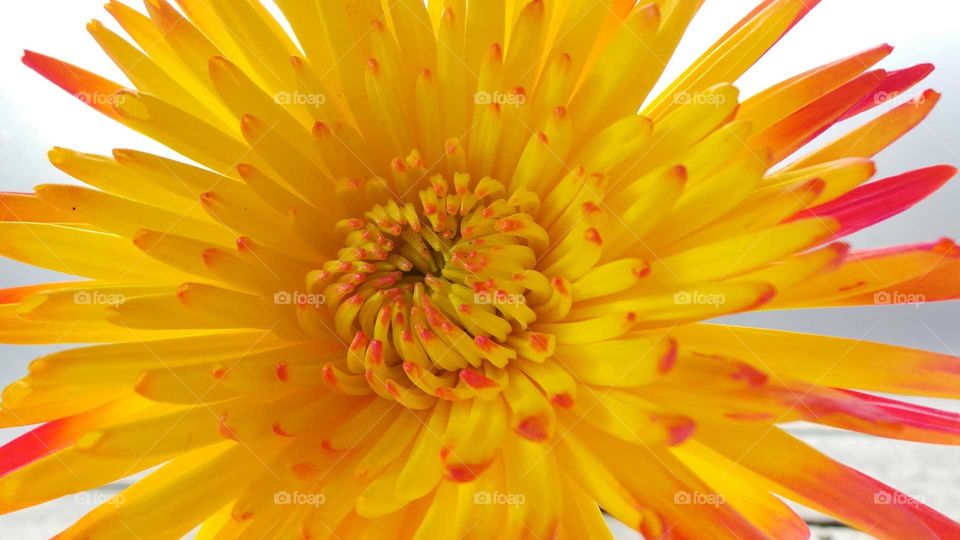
<box><xmin>306</xmin><ymin>174</ymin><xmax>554</xmax><ymax>408</ymax></box>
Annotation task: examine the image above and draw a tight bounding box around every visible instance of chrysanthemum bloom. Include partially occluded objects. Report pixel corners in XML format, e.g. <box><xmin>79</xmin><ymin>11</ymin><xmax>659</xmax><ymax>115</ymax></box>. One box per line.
<box><xmin>1</xmin><ymin>0</ymin><xmax>958</xmax><ymax>537</ymax></box>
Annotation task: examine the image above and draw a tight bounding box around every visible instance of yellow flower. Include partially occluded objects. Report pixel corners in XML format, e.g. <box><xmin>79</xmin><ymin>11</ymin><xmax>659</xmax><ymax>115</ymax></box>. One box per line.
<box><xmin>1</xmin><ymin>0</ymin><xmax>958</xmax><ymax>538</ymax></box>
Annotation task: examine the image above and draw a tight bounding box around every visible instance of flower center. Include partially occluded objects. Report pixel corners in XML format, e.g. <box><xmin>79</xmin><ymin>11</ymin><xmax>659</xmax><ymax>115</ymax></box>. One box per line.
<box><xmin>305</xmin><ymin>174</ymin><xmax>556</xmax><ymax>409</ymax></box>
